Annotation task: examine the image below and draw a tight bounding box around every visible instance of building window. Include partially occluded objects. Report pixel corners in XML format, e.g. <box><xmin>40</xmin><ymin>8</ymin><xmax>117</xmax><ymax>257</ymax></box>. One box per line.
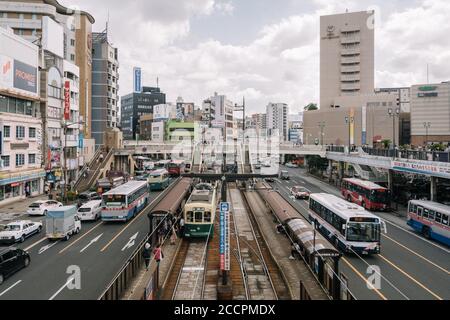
<box><xmin>48</xmin><ymin>85</ymin><xmax>61</xmax><ymax>99</ymax></box>
<box><xmin>16</xmin><ymin>154</ymin><xmax>25</xmax><ymax>167</ymax></box>
<box><xmin>16</xmin><ymin>126</ymin><xmax>25</xmax><ymax>139</ymax></box>
<box><xmin>3</xmin><ymin>126</ymin><xmax>10</xmax><ymax>138</ymax></box>
<box><xmin>1</xmin><ymin>156</ymin><xmax>10</xmax><ymax>168</ymax></box>
<box><xmin>70</xmin><ymin>54</ymin><xmax>75</xmax><ymax>61</ymax></box>
<box><xmin>29</xmin><ymin>127</ymin><xmax>36</xmax><ymax>138</ymax></box>
<box><xmin>70</xmin><ymin>39</ymin><xmax>75</xmax><ymax>46</ymax></box>
<box><xmin>28</xmin><ymin>154</ymin><xmax>36</xmax><ymax>165</ymax></box>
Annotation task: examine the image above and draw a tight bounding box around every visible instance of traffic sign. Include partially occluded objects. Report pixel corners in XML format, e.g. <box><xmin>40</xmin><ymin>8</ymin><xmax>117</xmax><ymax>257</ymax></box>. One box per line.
<box><xmin>220</xmin><ymin>202</ymin><xmax>230</xmax><ymax>212</ymax></box>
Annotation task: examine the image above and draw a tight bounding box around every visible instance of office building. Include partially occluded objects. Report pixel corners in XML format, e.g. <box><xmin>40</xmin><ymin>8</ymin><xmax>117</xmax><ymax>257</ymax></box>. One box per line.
<box><xmin>139</xmin><ymin>114</ymin><xmax>153</xmax><ymax>140</ymax></box>
<box><xmin>202</xmin><ymin>93</ymin><xmax>234</xmax><ymax>141</ymax></box>
<box><xmin>121</xmin><ymin>86</ymin><xmax>166</xmax><ymax>140</ymax></box>
<box><xmin>266</xmin><ymin>103</ymin><xmax>288</xmax><ymax>141</ymax></box>
<box><xmin>320</xmin><ymin>11</ymin><xmax>375</xmax><ymax>109</ymax></box>
<box><xmin>410</xmin><ymin>82</ymin><xmax>450</xmax><ymax>146</ymax></box>
<box><xmin>92</xmin><ymin>30</ymin><xmax>119</xmax><ymax>148</ymax></box>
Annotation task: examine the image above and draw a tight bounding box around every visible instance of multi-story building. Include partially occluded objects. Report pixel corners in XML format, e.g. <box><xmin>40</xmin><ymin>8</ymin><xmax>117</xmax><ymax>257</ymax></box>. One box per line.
<box><xmin>92</xmin><ymin>30</ymin><xmax>119</xmax><ymax>149</ymax></box>
<box><xmin>151</xmin><ymin>121</ymin><xmax>164</xmax><ymax>143</ymax></box>
<box><xmin>166</xmin><ymin>120</ymin><xmax>195</xmax><ymax>142</ymax></box>
<box><xmin>251</xmin><ymin>113</ymin><xmax>267</xmax><ymax>132</ymax></box>
<box><xmin>266</xmin><ymin>103</ymin><xmax>288</xmax><ymax>141</ymax></box>
<box><xmin>288</xmin><ymin>113</ymin><xmax>303</xmax><ymax>144</ymax></box>
<box><xmin>320</xmin><ymin>11</ymin><xmax>375</xmax><ymax>109</ymax></box>
<box><xmin>153</xmin><ymin>103</ymin><xmax>176</xmax><ymax>121</ymax></box>
<box><xmin>121</xmin><ymin>86</ymin><xmax>166</xmax><ymax>140</ymax></box>
<box><xmin>0</xmin><ymin>26</ymin><xmax>45</xmax><ymax>206</ymax></box>
<box><xmin>202</xmin><ymin>93</ymin><xmax>234</xmax><ymax>141</ymax></box>
<box><xmin>410</xmin><ymin>82</ymin><xmax>450</xmax><ymax>146</ymax></box>
<box><xmin>139</xmin><ymin>114</ymin><xmax>153</xmax><ymax>140</ymax></box>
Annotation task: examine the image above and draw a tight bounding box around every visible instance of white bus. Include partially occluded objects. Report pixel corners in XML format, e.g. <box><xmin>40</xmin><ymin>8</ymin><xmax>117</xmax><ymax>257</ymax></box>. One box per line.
<box><xmin>407</xmin><ymin>200</ymin><xmax>450</xmax><ymax>246</ymax></box>
<box><xmin>308</xmin><ymin>193</ymin><xmax>386</xmax><ymax>255</ymax></box>
<box><xmin>101</xmin><ymin>181</ymin><xmax>149</xmax><ymax>222</ymax></box>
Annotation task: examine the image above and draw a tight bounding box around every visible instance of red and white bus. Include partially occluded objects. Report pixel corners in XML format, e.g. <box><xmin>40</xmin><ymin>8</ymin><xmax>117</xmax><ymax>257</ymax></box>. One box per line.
<box><xmin>168</xmin><ymin>160</ymin><xmax>186</xmax><ymax>176</ymax></box>
<box><xmin>341</xmin><ymin>178</ymin><xmax>390</xmax><ymax>211</ymax></box>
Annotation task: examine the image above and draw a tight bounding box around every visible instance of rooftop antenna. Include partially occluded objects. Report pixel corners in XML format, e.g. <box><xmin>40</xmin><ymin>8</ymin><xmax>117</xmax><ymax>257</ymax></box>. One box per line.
<box><xmin>106</xmin><ymin>9</ymin><xmax>110</xmax><ymax>34</ymax></box>
<box><xmin>156</xmin><ymin>77</ymin><xmax>159</xmax><ymax>89</ymax></box>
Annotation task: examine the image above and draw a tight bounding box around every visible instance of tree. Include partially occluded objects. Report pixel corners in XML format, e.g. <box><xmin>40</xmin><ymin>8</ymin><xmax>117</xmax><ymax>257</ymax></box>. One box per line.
<box><xmin>381</xmin><ymin>139</ymin><xmax>391</xmax><ymax>149</ymax></box>
<box><xmin>304</xmin><ymin>103</ymin><xmax>318</xmax><ymax>111</ymax></box>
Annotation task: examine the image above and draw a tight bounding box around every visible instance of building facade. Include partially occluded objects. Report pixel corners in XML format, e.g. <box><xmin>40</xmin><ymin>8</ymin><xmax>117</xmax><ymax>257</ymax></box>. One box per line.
<box><xmin>202</xmin><ymin>93</ymin><xmax>234</xmax><ymax>141</ymax></box>
<box><xmin>266</xmin><ymin>103</ymin><xmax>288</xmax><ymax>141</ymax></box>
<box><xmin>320</xmin><ymin>11</ymin><xmax>375</xmax><ymax>109</ymax></box>
<box><xmin>91</xmin><ymin>30</ymin><xmax>119</xmax><ymax>149</ymax></box>
<box><xmin>410</xmin><ymin>82</ymin><xmax>450</xmax><ymax>146</ymax></box>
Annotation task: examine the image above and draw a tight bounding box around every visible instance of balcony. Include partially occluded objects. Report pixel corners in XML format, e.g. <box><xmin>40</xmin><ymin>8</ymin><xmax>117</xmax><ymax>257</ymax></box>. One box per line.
<box><xmin>341</xmin><ymin>83</ymin><xmax>361</xmax><ymax>91</ymax></box>
<box><xmin>341</xmin><ymin>48</ymin><xmax>360</xmax><ymax>56</ymax></box>
<box><xmin>340</xmin><ymin>36</ymin><xmax>360</xmax><ymax>45</ymax></box>
<box><xmin>341</xmin><ymin>65</ymin><xmax>360</xmax><ymax>73</ymax></box>
<box><xmin>341</xmin><ymin>56</ymin><xmax>360</xmax><ymax>64</ymax></box>
<box><xmin>341</xmin><ymin>74</ymin><xmax>361</xmax><ymax>82</ymax></box>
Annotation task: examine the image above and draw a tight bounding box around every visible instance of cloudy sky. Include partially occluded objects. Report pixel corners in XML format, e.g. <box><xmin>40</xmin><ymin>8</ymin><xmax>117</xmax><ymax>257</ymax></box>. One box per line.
<box><xmin>60</xmin><ymin>0</ymin><xmax>450</xmax><ymax>115</ymax></box>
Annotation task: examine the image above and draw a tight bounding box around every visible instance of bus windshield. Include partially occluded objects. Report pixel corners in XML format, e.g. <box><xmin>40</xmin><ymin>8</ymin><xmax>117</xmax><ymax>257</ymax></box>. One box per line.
<box><xmin>346</xmin><ymin>222</ymin><xmax>380</xmax><ymax>242</ymax></box>
<box><xmin>103</xmin><ymin>194</ymin><xmax>126</xmax><ymax>206</ymax></box>
<box><xmin>370</xmin><ymin>189</ymin><xmax>389</xmax><ymax>203</ymax></box>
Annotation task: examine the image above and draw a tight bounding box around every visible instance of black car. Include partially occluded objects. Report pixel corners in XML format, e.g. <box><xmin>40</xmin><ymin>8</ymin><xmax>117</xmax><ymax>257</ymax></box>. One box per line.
<box><xmin>264</xmin><ymin>177</ymin><xmax>275</xmax><ymax>183</ymax></box>
<box><xmin>0</xmin><ymin>248</ymin><xmax>30</xmax><ymax>285</ymax></box>
<box><xmin>77</xmin><ymin>192</ymin><xmax>100</xmax><ymax>208</ymax></box>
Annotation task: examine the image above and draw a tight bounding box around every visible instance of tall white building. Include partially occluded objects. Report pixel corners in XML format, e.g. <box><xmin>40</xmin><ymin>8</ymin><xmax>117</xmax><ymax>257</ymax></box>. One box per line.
<box><xmin>266</xmin><ymin>103</ymin><xmax>288</xmax><ymax>141</ymax></box>
<box><xmin>320</xmin><ymin>11</ymin><xmax>375</xmax><ymax>109</ymax></box>
<box><xmin>202</xmin><ymin>93</ymin><xmax>234</xmax><ymax>141</ymax></box>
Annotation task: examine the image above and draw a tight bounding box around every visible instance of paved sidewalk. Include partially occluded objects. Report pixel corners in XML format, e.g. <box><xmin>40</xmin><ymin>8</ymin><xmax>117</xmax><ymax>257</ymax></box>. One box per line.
<box><xmin>0</xmin><ymin>194</ymin><xmax>48</xmax><ymax>223</ymax></box>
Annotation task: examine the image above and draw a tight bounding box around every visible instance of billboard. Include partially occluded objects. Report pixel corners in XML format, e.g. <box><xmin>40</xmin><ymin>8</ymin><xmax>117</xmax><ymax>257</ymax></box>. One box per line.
<box><xmin>133</xmin><ymin>67</ymin><xmax>142</xmax><ymax>93</ymax></box>
<box><xmin>64</xmin><ymin>81</ymin><xmax>70</xmax><ymax>120</ymax></box>
<box><xmin>42</xmin><ymin>16</ymin><xmax>64</xmax><ymax>58</ymax></box>
<box><xmin>13</xmin><ymin>60</ymin><xmax>37</xmax><ymax>94</ymax></box>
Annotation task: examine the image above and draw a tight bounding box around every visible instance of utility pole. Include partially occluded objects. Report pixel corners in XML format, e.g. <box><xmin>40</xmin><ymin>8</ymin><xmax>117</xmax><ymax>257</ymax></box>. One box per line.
<box><xmin>388</xmin><ymin>108</ymin><xmax>400</xmax><ymax>158</ymax></box>
<box><xmin>345</xmin><ymin>116</ymin><xmax>354</xmax><ymax>154</ymax></box>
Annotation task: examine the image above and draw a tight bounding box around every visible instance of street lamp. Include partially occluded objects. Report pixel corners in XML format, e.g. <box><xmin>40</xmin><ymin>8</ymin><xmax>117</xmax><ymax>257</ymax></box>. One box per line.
<box><xmin>318</xmin><ymin>121</ymin><xmax>326</xmax><ymax>146</ymax></box>
<box><xmin>423</xmin><ymin>122</ymin><xmax>431</xmax><ymax>147</ymax></box>
<box><xmin>388</xmin><ymin>108</ymin><xmax>400</xmax><ymax>157</ymax></box>
<box><xmin>344</xmin><ymin>116</ymin><xmax>354</xmax><ymax>154</ymax></box>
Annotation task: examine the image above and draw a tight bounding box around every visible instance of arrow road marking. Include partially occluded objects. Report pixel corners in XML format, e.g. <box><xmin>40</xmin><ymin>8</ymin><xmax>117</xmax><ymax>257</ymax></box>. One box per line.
<box><xmin>80</xmin><ymin>233</ymin><xmax>103</xmax><ymax>253</ymax></box>
<box><xmin>38</xmin><ymin>241</ymin><xmax>60</xmax><ymax>255</ymax></box>
<box><xmin>121</xmin><ymin>232</ymin><xmax>139</xmax><ymax>252</ymax></box>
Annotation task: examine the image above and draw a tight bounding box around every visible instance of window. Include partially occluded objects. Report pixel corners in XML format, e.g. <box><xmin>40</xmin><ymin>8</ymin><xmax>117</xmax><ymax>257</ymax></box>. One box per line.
<box><xmin>70</xmin><ymin>39</ymin><xmax>75</xmax><ymax>46</ymax></box>
<box><xmin>428</xmin><ymin>210</ymin><xmax>435</xmax><ymax>221</ymax></box>
<box><xmin>442</xmin><ymin>214</ymin><xmax>449</xmax><ymax>226</ymax></box>
<box><xmin>48</xmin><ymin>85</ymin><xmax>61</xmax><ymax>99</ymax></box>
<box><xmin>435</xmin><ymin>212</ymin><xmax>442</xmax><ymax>223</ymax></box>
<box><xmin>29</xmin><ymin>127</ymin><xmax>36</xmax><ymax>138</ymax></box>
<box><xmin>1</xmin><ymin>156</ymin><xmax>10</xmax><ymax>168</ymax></box>
<box><xmin>16</xmin><ymin>154</ymin><xmax>25</xmax><ymax>167</ymax></box>
<box><xmin>417</xmin><ymin>206</ymin><xmax>423</xmax><ymax>217</ymax></box>
<box><xmin>423</xmin><ymin>208</ymin><xmax>429</xmax><ymax>219</ymax></box>
<box><xmin>70</xmin><ymin>54</ymin><xmax>75</xmax><ymax>61</ymax></box>
<box><xmin>3</xmin><ymin>126</ymin><xmax>10</xmax><ymax>138</ymax></box>
<box><xmin>28</xmin><ymin>154</ymin><xmax>36</xmax><ymax>164</ymax></box>
<box><xmin>16</xmin><ymin>126</ymin><xmax>25</xmax><ymax>139</ymax></box>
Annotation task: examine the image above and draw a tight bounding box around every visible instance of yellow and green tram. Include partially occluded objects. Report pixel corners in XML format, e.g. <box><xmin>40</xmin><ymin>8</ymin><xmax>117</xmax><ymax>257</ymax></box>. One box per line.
<box><xmin>183</xmin><ymin>183</ymin><xmax>218</xmax><ymax>238</ymax></box>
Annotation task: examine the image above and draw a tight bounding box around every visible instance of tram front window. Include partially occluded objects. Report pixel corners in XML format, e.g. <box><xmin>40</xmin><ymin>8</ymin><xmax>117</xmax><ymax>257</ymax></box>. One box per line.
<box><xmin>186</xmin><ymin>211</ymin><xmax>194</xmax><ymax>223</ymax></box>
<box><xmin>195</xmin><ymin>211</ymin><xmax>203</xmax><ymax>223</ymax></box>
<box><xmin>204</xmin><ymin>212</ymin><xmax>211</xmax><ymax>223</ymax></box>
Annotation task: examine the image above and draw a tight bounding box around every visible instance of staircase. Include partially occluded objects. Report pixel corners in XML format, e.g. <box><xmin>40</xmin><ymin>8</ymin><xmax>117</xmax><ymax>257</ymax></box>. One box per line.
<box><xmin>352</xmin><ymin>163</ymin><xmax>387</xmax><ymax>183</ymax></box>
<box><xmin>74</xmin><ymin>148</ymin><xmax>115</xmax><ymax>193</ymax></box>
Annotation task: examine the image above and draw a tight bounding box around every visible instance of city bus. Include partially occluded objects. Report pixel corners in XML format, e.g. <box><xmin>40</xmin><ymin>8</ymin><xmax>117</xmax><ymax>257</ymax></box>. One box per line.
<box><xmin>147</xmin><ymin>169</ymin><xmax>170</xmax><ymax>191</ymax></box>
<box><xmin>154</xmin><ymin>160</ymin><xmax>171</xmax><ymax>170</ymax></box>
<box><xmin>341</xmin><ymin>178</ymin><xmax>390</xmax><ymax>211</ymax></box>
<box><xmin>101</xmin><ymin>181</ymin><xmax>149</xmax><ymax>222</ymax></box>
<box><xmin>407</xmin><ymin>200</ymin><xmax>450</xmax><ymax>246</ymax></box>
<box><xmin>308</xmin><ymin>193</ymin><xmax>386</xmax><ymax>255</ymax></box>
<box><xmin>168</xmin><ymin>160</ymin><xmax>186</xmax><ymax>176</ymax></box>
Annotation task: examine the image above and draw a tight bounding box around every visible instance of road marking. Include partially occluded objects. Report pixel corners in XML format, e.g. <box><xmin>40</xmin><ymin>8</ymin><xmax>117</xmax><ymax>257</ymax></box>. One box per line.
<box><xmin>382</xmin><ymin>233</ymin><xmax>449</xmax><ymax>275</ymax></box>
<box><xmin>80</xmin><ymin>233</ymin><xmax>103</xmax><ymax>253</ymax></box>
<box><xmin>121</xmin><ymin>232</ymin><xmax>139</xmax><ymax>251</ymax></box>
<box><xmin>48</xmin><ymin>275</ymin><xmax>75</xmax><ymax>300</ymax></box>
<box><xmin>0</xmin><ymin>280</ymin><xmax>22</xmax><ymax>297</ymax></box>
<box><xmin>378</xmin><ymin>254</ymin><xmax>443</xmax><ymax>300</ymax></box>
<box><xmin>341</xmin><ymin>257</ymin><xmax>387</xmax><ymax>300</ymax></box>
<box><xmin>24</xmin><ymin>237</ymin><xmax>47</xmax><ymax>251</ymax></box>
<box><xmin>38</xmin><ymin>241</ymin><xmax>60</xmax><ymax>255</ymax></box>
<box><xmin>59</xmin><ymin>221</ymin><xmax>103</xmax><ymax>254</ymax></box>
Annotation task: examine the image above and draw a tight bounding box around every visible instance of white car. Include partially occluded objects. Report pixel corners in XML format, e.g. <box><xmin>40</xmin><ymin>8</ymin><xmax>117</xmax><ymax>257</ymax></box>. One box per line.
<box><xmin>27</xmin><ymin>200</ymin><xmax>63</xmax><ymax>216</ymax></box>
<box><xmin>77</xmin><ymin>200</ymin><xmax>102</xmax><ymax>222</ymax></box>
<box><xmin>285</xmin><ymin>163</ymin><xmax>298</xmax><ymax>168</ymax></box>
<box><xmin>0</xmin><ymin>220</ymin><xmax>43</xmax><ymax>244</ymax></box>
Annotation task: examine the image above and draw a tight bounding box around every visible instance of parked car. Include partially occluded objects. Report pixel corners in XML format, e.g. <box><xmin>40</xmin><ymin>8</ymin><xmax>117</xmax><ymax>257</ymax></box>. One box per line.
<box><xmin>46</xmin><ymin>206</ymin><xmax>81</xmax><ymax>241</ymax></box>
<box><xmin>264</xmin><ymin>177</ymin><xmax>275</xmax><ymax>183</ymax></box>
<box><xmin>290</xmin><ymin>186</ymin><xmax>311</xmax><ymax>200</ymax></box>
<box><xmin>285</xmin><ymin>162</ymin><xmax>298</xmax><ymax>168</ymax></box>
<box><xmin>77</xmin><ymin>200</ymin><xmax>102</xmax><ymax>222</ymax></box>
<box><xmin>0</xmin><ymin>221</ymin><xmax>43</xmax><ymax>244</ymax></box>
<box><xmin>27</xmin><ymin>200</ymin><xmax>63</xmax><ymax>216</ymax></box>
<box><xmin>0</xmin><ymin>247</ymin><xmax>30</xmax><ymax>285</ymax></box>
<box><xmin>77</xmin><ymin>191</ymin><xmax>101</xmax><ymax>208</ymax></box>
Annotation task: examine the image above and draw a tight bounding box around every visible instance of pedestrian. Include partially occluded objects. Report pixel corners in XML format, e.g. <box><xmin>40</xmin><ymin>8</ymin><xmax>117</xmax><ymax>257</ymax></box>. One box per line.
<box><xmin>143</xmin><ymin>243</ymin><xmax>152</xmax><ymax>271</ymax></box>
<box><xmin>153</xmin><ymin>244</ymin><xmax>164</xmax><ymax>265</ymax></box>
<box><xmin>170</xmin><ymin>226</ymin><xmax>177</xmax><ymax>245</ymax></box>
<box><xmin>179</xmin><ymin>217</ymin><xmax>185</xmax><ymax>237</ymax></box>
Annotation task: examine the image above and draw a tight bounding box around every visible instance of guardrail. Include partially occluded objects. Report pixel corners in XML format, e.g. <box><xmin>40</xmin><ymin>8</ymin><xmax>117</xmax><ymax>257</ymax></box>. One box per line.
<box><xmin>98</xmin><ymin>178</ymin><xmax>181</xmax><ymax>300</ymax></box>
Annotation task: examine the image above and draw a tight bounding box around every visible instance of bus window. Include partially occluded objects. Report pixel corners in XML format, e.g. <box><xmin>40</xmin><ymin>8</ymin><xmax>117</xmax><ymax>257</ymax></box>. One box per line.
<box><xmin>429</xmin><ymin>210</ymin><xmax>435</xmax><ymax>221</ymax></box>
<box><xmin>442</xmin><ymin>214</ymin><xmax>449</xmax><ymax>226</ymax></box>
<box><xmin>423</xmin><ymin>208</ymin><xmax>429</xmax><ymax>219</ymax></box>
<box><xmin>435</xmin><ymin>212</ymin><xmax>442</xmax><ymax>223</ymax></box>
<box><xmin>417</xmin><ymin>207</ymin><xmax>423</xmax><ymax>217</ymax></box>
<box><xmin>195</xmin><ymin>211</ymin><xmax>203</xmax><ymax>223</ymax></box>
<box><xmin>204</xmin><ymin>212</ymin><xmax>211</xmax><ymax>223</ymax></box>
<box><xmin>413</xmin><ymin>205</ymin><xmax>417</xmax><ymax>213</ymax></box>
<box><xmin>186</xmin><ymin>211</ymin><xmax>194</xmax><ymax>223</ymax></box>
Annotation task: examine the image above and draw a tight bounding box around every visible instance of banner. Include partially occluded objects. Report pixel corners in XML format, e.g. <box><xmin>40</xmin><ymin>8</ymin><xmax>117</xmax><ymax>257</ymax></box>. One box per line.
<box><xmin>392</xmin><ymin>160</ymin><xmax>450</xmax><ymax>179</ymax></box>
<box><xmin>64</xmin><ymin>80</ymin><xmax>70</xmax><ymax>120</ymax></box>
<box><xmin>133</xmin><ymin>67</ymin><xmax>142</xmax><ymax>93</ymax></box>
<box><xmin>13</xmin><ymin>59</ymin><xmax>37</xmax><ymax>94</ymax></box>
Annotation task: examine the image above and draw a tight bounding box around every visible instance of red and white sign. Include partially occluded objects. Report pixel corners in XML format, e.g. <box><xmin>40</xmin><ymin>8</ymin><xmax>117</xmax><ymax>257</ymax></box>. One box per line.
<box><xmin>64</xmin><ymin>80</ymin><xmax>70</xmax><ymax>120</ymax></box>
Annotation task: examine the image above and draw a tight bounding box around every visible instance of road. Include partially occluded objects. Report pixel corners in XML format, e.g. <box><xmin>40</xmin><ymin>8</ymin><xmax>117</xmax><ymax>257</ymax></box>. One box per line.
<box><xmin>0</xmin><ymin>189</ymin><xmax>167</xmax><ymax>300</ymax></box>
<box><xmin>266</xmin><ymin>165</ymin><xmax>450</xmax><ymax>300</ymax></box>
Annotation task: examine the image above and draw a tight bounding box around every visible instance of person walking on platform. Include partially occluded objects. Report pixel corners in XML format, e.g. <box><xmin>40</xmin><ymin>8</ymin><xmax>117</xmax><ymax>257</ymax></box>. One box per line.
<box><xmin>153</xmin><ymin>244</ymin><xmax>164</xmax><ymax>266</ymax></box>
<box><xmin>143</xmin><ymin>243</ymin><xmax>152</xmax><ymax>271</ymax></box>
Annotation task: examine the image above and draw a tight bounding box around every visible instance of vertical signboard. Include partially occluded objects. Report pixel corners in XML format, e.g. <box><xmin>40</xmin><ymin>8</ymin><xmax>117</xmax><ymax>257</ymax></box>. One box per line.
<box><xmin>361</xmin><ymin>105</ymin><xmax>367</xmax><ymax>145</ymax></box>
<box><xmin>350</xmin><ymin>108</ymin><xmax>355</xmax><ymax>145</ymax></box>
<box><xmin>133</xmin><ymin>67</ymin><xmax>142</xmax><ymax>93</ymax></box>
<box><xmin>64</xmin><ymin>80</ymin><xmax>70</xmax><ymax>121</ymax></box>
<box><xmin>219</xmin><ymin>202</ymin><xmax>230</xmax><ymax>271</ymax></box>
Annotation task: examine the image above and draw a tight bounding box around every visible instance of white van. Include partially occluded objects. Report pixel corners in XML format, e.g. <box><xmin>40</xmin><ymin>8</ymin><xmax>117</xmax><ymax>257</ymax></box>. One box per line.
<box><xmin>77</xmin><ymin>200</ymin><xmax>102</xmax><ymax>222</ymax></box>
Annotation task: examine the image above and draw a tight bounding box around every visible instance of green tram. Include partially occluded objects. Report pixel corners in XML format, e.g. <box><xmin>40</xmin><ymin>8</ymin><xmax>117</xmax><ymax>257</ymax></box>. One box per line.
<box><xmin>147</xmin><ymin>169</ymin><xmax>170</xmax><ymax>191</ymax></box>
<box><xmin>183</xmin><ymin>183</ymin><xmax>218</xmax><ymax>238</ymax></box>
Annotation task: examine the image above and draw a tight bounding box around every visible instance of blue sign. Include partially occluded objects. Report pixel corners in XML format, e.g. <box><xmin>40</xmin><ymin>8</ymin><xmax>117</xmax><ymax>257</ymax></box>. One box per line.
<box><xmin>133</xmin><ymin>67</ymin><xmax>142</xmax><ymax>93</ymax></box>
<box><xmin>220</xmin><ymin>202</ymin><xmax>230</xmax><ymax>212</ymax></box>
<box><xmin>78</xmin><ymin>133</ymin><xmax>84</xmax><ymax>149</ymax></box>
<box><xmin>220</xmin><ymin>211</ymin><xmax>225</xmax><ymax>254</ymax></box>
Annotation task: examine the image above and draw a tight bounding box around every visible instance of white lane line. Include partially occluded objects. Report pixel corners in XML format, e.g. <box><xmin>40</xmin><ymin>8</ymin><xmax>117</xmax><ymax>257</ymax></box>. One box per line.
<box><xmin>38</xmin><ymin>241</ymin><xmax>60</xmax><ymax>255</ymax></box>
<box><xmin>24</xmin><ymin>237</ymin><xmax>47</xmax><ymax>251</ymax></box>
<box><xmin>48</xmin><ymin>276</ymin><xmax>75</xmax><ymax>300</ymax></box>
<box><xmin>0</xmin><ymin>280</ymin><xmax>22</xmax><ymax>297</ymax></box>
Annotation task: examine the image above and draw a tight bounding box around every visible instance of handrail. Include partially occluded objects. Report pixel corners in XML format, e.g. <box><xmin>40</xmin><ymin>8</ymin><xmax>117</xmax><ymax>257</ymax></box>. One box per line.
<box><xmin>74</xmin><ymin>147</ymin><xmax>103</xmax><ymax>189</ymax></box>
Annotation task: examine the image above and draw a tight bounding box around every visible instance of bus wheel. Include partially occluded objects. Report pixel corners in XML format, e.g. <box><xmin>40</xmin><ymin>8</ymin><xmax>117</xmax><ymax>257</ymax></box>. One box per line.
<box><xmin>422</xmin><ymin>226</ymin><xmax>431</xmax><ymax>239</ymax></box>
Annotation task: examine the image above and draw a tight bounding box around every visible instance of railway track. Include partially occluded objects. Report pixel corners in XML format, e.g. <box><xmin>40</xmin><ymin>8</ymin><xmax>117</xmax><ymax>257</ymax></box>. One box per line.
<box><xmin>229</xmin><ymin>185</ymin><xmax>291</xmax><ymax>300</ymax></box>
<box><xmin>202</xmin><ymin>211</ymin><xmax>221</xmax><ymax>300</ymax></box>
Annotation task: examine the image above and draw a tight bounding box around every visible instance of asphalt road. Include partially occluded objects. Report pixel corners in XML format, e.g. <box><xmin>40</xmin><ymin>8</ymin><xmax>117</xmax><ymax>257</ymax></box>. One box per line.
<box><xmin>0</xmin><ymin>189</ymin><xmax>167</xmax><ymax>300</ymax></box>
<box><xmin>268</xmin><ymin>166</ymin><xmax>450</xmax><ymax>300</ymax></box>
